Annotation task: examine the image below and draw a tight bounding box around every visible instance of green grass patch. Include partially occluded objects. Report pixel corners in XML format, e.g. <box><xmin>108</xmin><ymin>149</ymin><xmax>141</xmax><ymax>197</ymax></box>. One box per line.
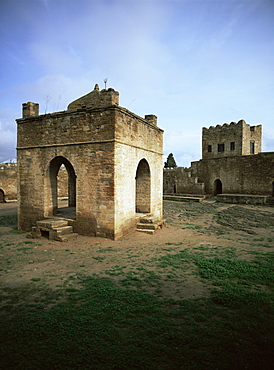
<box><xmin>98</xmin><ymin>247</ymin><xmax>115</xmax><ymax>253</ymax></box>
<box><xmin>1</xmin><ymin>275</ymin><xmax>273</xmax><ymax>369</ymax></box>
<box><xmin>156</xmin><ymin>248</ymin><xmax>274</xmax><ymax>292</ymax></box>
<box><xmin>1</xmin><ymin>201</ymin><xmax>274</xmax><ymax>368</ymax></box>
<box><xmin>0</xmin><ymin>214</ymin><xmax>17</xmax><ymax>226</ymax></box>
<box><xmin>9</xmin><ymin>229</ymin><xmax>26</xmax><ymax>234</ymax></box>
<box><xmin>92</xmin><ymin>256</ymin><xmax>106</xmax><ymax>262</ymax></box>
<box><xmin>181</xmin><ymin>223</ymin><xmax>203</xmax><ymax>230</ymax></box>
<box><xmin>196</xmin><ymin>254</ymin><xmax>274</xmax><ymax>289</ymax></box>
<box><xmin>17</xmin><ymin>247</ymin><xmax>33</xmax><ymax>253</ymax></box>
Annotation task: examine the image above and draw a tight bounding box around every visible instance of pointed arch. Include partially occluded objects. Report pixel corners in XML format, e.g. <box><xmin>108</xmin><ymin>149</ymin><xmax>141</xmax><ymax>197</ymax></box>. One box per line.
<box><xmin>213</xmin><ymin>179</ymin><xmax>222</xmax><ymax>196</ymax></box>
<box><xmin>0</xmin><ymin>189</ymin><xmax>5</xmax><ymax>203</ymax></box>
<box><xmin>45</xmin><ymin>156</ymin><xmax>76</xmax><ymax>218</ymax></box>
<box><xmin>135</xmin><ymin>159</ymin><xmax>151</xmax><ymax>213</ymax></box>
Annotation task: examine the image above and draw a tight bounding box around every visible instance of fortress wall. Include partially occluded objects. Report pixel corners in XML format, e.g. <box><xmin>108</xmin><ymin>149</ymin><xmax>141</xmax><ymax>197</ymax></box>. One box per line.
<box><xmin>191</xmin><ymin>152</ymin><xmax>274</xmax><ymax>195</ymax></box>
<box><xmin>202</xmin><ymin>120</ymin><xmax>262</xmax><ymax>159</ymax></box>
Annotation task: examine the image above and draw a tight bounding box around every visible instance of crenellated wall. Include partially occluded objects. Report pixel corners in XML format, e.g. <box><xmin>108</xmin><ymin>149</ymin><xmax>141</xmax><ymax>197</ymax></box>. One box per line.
<box><xmin>202</xmin><ymin>120</ymin><xmax>262</xmax><ymax>159</ymax></box>
<box><xmin>164</xmin><ymin>120</ymin><xmax>273</xmax><ymax>200</ymax></box>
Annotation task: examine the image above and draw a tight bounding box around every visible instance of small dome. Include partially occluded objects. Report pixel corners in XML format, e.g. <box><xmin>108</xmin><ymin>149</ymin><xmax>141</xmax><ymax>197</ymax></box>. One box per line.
<box><xmin>67</xmin><ymin>84</ymin><xmax>119</xmax><ymax>110</ymax></box>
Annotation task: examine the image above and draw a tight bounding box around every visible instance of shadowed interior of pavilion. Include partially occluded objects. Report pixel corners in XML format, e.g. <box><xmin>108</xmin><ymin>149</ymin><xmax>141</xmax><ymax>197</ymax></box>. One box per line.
<box><xmin>56</xmin><ymin>199</ymin><xmax>76</xmax><ymax>220</ymax></box>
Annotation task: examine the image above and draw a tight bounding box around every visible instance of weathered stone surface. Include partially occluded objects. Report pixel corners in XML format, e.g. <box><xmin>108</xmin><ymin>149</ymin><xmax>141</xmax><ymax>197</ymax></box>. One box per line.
<box><xmin>67</xmin><ymin>84</ymin><xmax>119</xmax><ymax>110</ymax></box>
<box><xmin>164</xmin><ymin>120</ymin><xmax>274</xmax><ymax>198</ymax></box>
<box><xmin>191</xmin><ymin>152</ymin><xmax>274</xmax><ymax>196</ymax></box>
<box><xmin>216</xmin><ymin>194</ymin><xmax>269</xmax><ymax>205</ymax></box>
<box><xmin>136</xmin><ymin>215</ymin><xmax>166</xmax><ymax>234</ymax></box>
<box><xmin>202</xmin><ymin>120</ymin><xmax>262</xmax><ymax>159</ymax></box>
<box><xmin>163</xmin><ymin>167</ymin><xmax>205</xmax><ymax>195</ymax></box>
<box><xmin>17</xmin><ymin>84</ymin><xmax>164</xmax><ymax>240</ymax></box>
<box><xmin>0</xmin><ymin>163</ymin><xmax>17</xmax><ymax>201</ymax></box>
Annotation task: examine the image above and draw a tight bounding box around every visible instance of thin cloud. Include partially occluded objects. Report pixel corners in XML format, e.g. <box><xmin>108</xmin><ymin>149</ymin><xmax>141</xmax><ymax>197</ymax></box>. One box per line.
<box><xmin>0</xmin><ymin>0</ymin><xmax>273</xmax><ymax>166</ymax></box>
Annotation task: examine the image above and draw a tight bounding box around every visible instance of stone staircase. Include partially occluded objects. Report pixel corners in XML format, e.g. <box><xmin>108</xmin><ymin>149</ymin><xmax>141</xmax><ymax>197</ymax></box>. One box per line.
<box><xmin>136</xmin><ymin>215</ymin><xmax>166</xmax><ymax>235</ymax></box>
<box><xmin>29</xmin><ymin>218</ymin><xmax>78</xmax><ymax>242</ymax></box>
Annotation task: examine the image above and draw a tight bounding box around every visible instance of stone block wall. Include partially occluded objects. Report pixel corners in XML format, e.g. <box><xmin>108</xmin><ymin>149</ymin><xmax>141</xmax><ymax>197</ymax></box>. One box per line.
<box><xmin>242</xmin><ymin>122</ymin><xmax>262</xmax><ymax>155</ymax></box>
<box><xmin>0</xmin><ymin>163</ymin><xmax>68</xmax><ymax>202</ymax></box>
<box><xmin>216</xmin><ymin>194</ymin><xmax>269</xmax><ymax>205</ymax></box>
<box><xmin>164</xmin><ymin>120</ymin><xmax>272</xmax><ymax>199</ymax></box>
<box><xmin>0</xmin><ymin>163</ymin><xmax>17</xmax><ymax>201</ymax></box>
<box><xmin>67</xmin><ymin>85</ymin><xmax>119</xmax><ymax>110</ymax></box>
<box><xmin>17</xmin><ymin>85</ymin><xmax>163</xmax><ymax>240</ymax></box>
<box><xmin>191</xmin><ymin>152</ymin><xmax>274</xmax><ymax>195</ymax></box>
<box><xmin>202</xmin><ymin>120</ymin><xmax>262</xmax><ymax>159</ymax></box>
<box><xmin>17</xmin><ymin>105</ymin><xmax>117</xmax><ymax>237</ymax></box>
<box><xmin>163</xmin><ymin>167</ymin><xmax>205</xmax><ymax>195</ymax></box>
<box><xmin>57</xmin><ymin>167</ymin><xmax>68</xmax><ymax>197</ymax></box>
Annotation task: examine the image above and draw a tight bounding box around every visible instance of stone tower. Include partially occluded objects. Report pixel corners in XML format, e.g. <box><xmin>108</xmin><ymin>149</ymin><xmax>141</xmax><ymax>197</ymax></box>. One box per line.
<box><xmin>202</xmin><ymin>119</ymin><xmax>262</xmax><ymax>159</ymax></box>
<box><xmin>17</xmin><ymin>84</ymin><xmax>164</xmax><ymax>240</ymax></box>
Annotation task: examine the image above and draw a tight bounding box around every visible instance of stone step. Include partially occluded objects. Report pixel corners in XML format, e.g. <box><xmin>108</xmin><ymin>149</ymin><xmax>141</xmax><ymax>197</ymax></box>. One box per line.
<box><xmin>37</xmin><ymin>218</ymin><xmax>69</xmax><ymax>229</ymax></box>
<box><xmin>139</xmin><ymin>216</ymin><xmax>159</xmax><ymax>224</ymax></box>
<box><xmin>55</xmin><ymin>233</ymin><xmax>78</xmax><ymax>242</ymax></box>
<box><xmin>136</xmin><ymin>228</ymin><xmax>155</xmax><ymax>235</ymax></box>
<box><xmin>137</xmin><ymin>223</ymin><xmax>159</xmax><ymax>230</ymax></box>
<box><xmin>52</xmin><ymin>225</ymin><xmax>74</xmax><ymax>235</ymax></box>
<box><xmin>29</xmin><ymin>218</ymin><xmax>78</xmax><ymax>242</ymax></box>
<box><xmin>136</xmin><ymin>218</ymin><xmax>166</xmax><ymax>234</ymax></box>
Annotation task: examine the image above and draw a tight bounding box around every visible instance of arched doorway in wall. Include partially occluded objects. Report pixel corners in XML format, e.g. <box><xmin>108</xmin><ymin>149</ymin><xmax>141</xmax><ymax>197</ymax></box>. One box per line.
<box><xmin>135</xmin><ymin>159</ymin><xmax>151</xmax><ymax>213</ymax></box>
<box><xmin>0</xmin><ymin>189</ymin><xmax>5</xmax><ymax>203</ymax></box>
<box><xmin>47</xmin><ymin>156</ymin><xmax>76</xmax><ymax>219</ymax></box>
<box><xmin>213</xmin><ymin>179</ymin><xmax>222</xmax><ymax>196</ymax></box>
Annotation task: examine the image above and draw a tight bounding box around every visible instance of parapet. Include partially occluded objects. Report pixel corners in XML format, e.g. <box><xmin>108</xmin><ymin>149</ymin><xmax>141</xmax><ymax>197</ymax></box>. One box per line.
<box><xmin>203</xmin><ymin>120</ymin><xmax>246</xmax><ymax>131</ymax></box>
<box><xmin>22</xmin><ymin>102</ymin><xmax>39</xmax><ymax>118</ymax></box>
<box><xmin>67</xmin><ymin>84</ymin><xmax>119</xmax><ymax>110</ymax></box>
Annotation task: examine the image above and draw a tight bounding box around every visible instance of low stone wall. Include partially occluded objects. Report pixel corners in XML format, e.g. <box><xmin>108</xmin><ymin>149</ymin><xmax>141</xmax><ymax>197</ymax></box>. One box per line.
<box><xmin>0</xmin><ymin>163</ymin><xmax>17</xmax><ymax>200</ymax></box>
<box><xmin>217</xmin><ymin>194</ymin><xmax>269</xmax><ymax>205</ymax></box>
<box><xmin>191</xmin><ymin>152</ymin><xmax>274</xmax><ymax>195</ymax></box>
<box><xmin>164</xmin><ymin>194</ymin><xmax>204</xmax><ymax>202</ymax></box>
<box><xmin>163</xmin><ymin>167</ymin><xmax>205</xmax><ymax>195</ymax></box>
<box><xmin>0</xmin><ymin>163</ymin><xmax>68</xmax><ymax>201</ymax></box>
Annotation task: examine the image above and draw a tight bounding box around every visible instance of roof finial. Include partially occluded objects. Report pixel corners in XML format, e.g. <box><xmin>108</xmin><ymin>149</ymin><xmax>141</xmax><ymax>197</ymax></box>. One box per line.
<box><xmin>94</xmin><ymin>84</ymin><xmax>99</xmax><ymax>90</ymax></box>
<box><xmin>103</xmin><ymin>78</ymin><xmax>108</xmax><ymax>89</ymax></box>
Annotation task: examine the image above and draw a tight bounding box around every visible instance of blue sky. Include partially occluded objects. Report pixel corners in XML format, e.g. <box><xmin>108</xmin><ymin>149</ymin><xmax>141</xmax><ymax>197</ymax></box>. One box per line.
<box><xmin>1</xmin><ymin>0</ymin><xmax>273</xmax><ymax>165</ymax></box>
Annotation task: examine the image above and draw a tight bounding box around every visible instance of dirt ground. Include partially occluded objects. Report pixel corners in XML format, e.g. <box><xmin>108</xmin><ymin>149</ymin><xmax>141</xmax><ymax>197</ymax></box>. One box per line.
<box><xmin>1</xmin><ymin>200</ymin><xmax>274</xmax><ymax>304</ymax></box>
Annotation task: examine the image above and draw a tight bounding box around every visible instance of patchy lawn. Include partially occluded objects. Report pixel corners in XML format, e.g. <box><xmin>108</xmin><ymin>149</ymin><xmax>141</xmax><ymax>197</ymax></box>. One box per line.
<box><xmin>0</xmin><ymin>200</ymin><xmax>274</xmax><ymax>369</ymax></box>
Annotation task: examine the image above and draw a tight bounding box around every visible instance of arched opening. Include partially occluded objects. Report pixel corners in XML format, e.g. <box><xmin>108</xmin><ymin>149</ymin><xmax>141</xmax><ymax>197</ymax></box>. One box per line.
<box><xmin>47</xmin><ymin>156</ymin><xmax>76</xmax><ymax>219</ymax></box>
<box><xmin>213</xmin><ymin>179</ymin><xmax>222</xmax><ymax>196</ymax></box>
<box><xmin>174</xmin><ymin>184</ymin><xmax>177</xmax><ymax>194</ymax></box>
<box><xmin>0</xmin><ymin>189</ymin><xmax>5</xmax><ymax>203</ymax></box>
<box><xmin>272</xmin><ymin>181</ymin><xmax>274</xmax><ymax>197</ymax></box>
<box><xmin>135</xmin><ymin>159</ymin><xmax>151</xmax><ymax>213</ymax></box>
